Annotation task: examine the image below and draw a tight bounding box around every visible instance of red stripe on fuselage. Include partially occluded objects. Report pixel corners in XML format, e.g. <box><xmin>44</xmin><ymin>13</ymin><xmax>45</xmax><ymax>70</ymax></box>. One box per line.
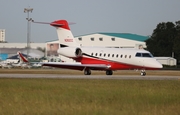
<box><xmin>73</xmin><ymin>56</ymin><xmax>160</xmax><ymax>70</ymax></box>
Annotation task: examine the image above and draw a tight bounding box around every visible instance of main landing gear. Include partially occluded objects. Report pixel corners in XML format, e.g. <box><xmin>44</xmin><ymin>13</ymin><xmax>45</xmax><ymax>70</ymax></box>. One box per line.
<box><xmin>84</xmin><ymin>69</ymin><xmax>145</xmax><ymax>76</ymax></box>
<box><xmin>84</xmin><ymin>69</ymin><xmax>113</xmax><ymax>75</ymax></box>
<box><xmin>84</xmin><ymin>69</ymin><xmax>91</xmax><ymax>75</ymax></box>
<box><xmin>106</xmin><ymin>70</ymin><xmax>113</xmax><ymax>75</ymax></box>
<box><xmin>140</xmin><ymin>70</ymin><xmax>146</xmax><ymax>76</ymax></box>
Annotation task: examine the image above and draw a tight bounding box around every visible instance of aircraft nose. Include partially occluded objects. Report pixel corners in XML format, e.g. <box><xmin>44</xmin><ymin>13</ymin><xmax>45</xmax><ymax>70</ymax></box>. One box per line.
<box><xmin>155</xmin><ymin>61</ymin><xmax>163</xmax><ymax>69</ymax></box>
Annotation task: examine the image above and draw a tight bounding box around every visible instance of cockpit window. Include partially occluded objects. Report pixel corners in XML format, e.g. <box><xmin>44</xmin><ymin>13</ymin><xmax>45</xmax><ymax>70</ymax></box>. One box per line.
<box><xmin>135</xmin><ymin>53</ymin><xmax>142</xmax><ymax>57</ymax></box>
<box><xmin>135</xmin><ymin>52</ymin><xmax>153</xmax><ymax>58</ymax></box>
<box><xmin>142</xmin><ymin>53</ymin><xmax>153</xmax><ymax>57</ymax></box>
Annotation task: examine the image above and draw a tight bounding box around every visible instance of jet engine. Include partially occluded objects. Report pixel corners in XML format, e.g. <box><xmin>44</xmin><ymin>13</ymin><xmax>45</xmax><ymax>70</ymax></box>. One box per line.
<box><xmin>58</xmin><ymin>47</ymin><xmax>82</xmax><ymax>58</ymax></box>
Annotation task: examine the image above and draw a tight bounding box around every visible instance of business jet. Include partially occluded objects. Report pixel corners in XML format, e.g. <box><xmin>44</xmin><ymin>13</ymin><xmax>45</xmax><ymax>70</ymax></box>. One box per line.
<box><xmin>32</xmin><ymin>20</ymin><xmax>162</xmax><ymax>76</ymax></box>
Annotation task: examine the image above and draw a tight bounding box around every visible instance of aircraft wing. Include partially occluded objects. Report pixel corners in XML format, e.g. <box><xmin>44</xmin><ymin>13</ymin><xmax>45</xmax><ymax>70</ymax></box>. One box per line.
<box><xmin>40</xmin><ymin>62</ymin><xmax>110</xmax><ymax>71</ymax></box>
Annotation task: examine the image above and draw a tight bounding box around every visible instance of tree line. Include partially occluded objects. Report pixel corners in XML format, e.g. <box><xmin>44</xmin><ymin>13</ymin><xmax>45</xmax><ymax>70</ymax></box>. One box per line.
<box><xmin>145</xmin><ymin>20</ymin><xmax>180</xmax><ymax>64</ymax></box>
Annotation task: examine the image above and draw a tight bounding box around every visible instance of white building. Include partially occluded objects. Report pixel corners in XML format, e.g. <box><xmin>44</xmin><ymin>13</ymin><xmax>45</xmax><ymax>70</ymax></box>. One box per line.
<box><xmin>0</xmin><ymin>29</ymin><xmax>5</xmax><ymax>42</ymax></box>
<box><xmin>0</xmin><ymin>43</ymin><xmax>45</xmax><ymax>49</ymax></box>
<box><xmin>46</xmin><ymin>32</ymin><xmax>149</xmax><ymax>62</ymax></box>
<box><xmin>76</xmin><ymin>33</ymin><xmax>148</xmax><ymax>48</ymax></box>
<box><xmin>0</xmin><ymin>43</ymin><xmax>45</xmax><ymax>60</ymax></box>
<box><xmin>155</xmin><ymin>57</ymin><xmax>177</xmax><ymax>66</ymax></box>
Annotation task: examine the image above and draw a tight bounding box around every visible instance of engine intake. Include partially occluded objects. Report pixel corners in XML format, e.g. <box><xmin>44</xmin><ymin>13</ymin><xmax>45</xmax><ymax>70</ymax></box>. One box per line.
<box><xmin>58</xmin><ymin>47</ymin><xmax>82</xmax><ymax>58</ymax></box>
<box><xmin>75</xmin><ymin>48</ymin><xmax>82</xmax><ymax>57</ymax></box>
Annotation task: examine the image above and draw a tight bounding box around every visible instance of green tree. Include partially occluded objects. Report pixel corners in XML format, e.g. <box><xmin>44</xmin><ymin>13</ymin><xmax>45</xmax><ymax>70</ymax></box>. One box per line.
<box><xmin>146</xmin><ymin>22</ymin><xmax>177</xmax><ymax>57</ymax></box>
<box><xmin>36</xmin><ymin>47</ymin><xmax>46</xmax><ymax>53</ymax></box>
<box><xmin>146</xmin><ymin>20</ymin><xmax>180</xmax><ymax>64</ymax></box>
<box><xmin>173</xmin><ymin>21</ymin><xmax>180</xmax><ymax>63</ymax></box>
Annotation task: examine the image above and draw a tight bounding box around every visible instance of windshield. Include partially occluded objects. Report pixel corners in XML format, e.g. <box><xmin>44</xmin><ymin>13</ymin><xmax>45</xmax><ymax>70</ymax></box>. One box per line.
<box><xmin>135</xmin><ymin>53</ymin><xmax>153</xmax><ymax>58</ymax></box>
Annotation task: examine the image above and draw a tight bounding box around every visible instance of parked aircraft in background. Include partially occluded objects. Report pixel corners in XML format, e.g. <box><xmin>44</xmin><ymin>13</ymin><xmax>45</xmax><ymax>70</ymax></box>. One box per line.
<box><xmin>0</xmin><ymin>59</ymin><xmax>23</xmax><ymax>69</ymax></box>
<box><xmin>32</xmin><ymin>19</ymin><xmax>162</xmax><ymax>76</ymax></box>
<box><xmin>17</xmin><ymin>51</ymin><xmax>41</xmax><ymax>68</ymax></box>
<box><xmin>0</xmin><ymin>62</ymin><xmax>12</xmax><ymax>69</ymax></box>
<box><xmin>0</xmin><ymin>53</ymin><xmax>33</xmax><ymax>69</ymax></box>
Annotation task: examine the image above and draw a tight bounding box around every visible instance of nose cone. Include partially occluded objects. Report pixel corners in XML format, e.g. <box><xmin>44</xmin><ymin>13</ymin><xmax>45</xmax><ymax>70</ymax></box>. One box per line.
<box><xmin>144</xmin><ymin>59</ymin><xmax>163</xmax><ymax>70</ymax></box>
<box><xmin>155</xmin><ymin>62</ymin><xmax>163</xmax><ymax>69</ymax></box>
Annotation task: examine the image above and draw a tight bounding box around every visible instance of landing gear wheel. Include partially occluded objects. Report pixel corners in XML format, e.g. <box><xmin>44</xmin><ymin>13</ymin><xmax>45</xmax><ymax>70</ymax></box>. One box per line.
<box><xmin>140</xmin><ymin>71</ymin><xmax>146</xmax><ymax>76</ymax></box>
<box><xmin>106</xmin><ymin>70</ymin><xmax>113</xmax><ymax>75</ymax></box>
<box><xmin>84</xmin><ymin>69</ymin><xmax>91</xmax><ymax>75</ymax></box>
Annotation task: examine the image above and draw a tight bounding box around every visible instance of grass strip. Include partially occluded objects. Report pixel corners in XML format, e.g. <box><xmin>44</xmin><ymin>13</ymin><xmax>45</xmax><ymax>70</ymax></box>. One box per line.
<box><xmin>0</xmin><ymin>78</ymin><xmax>179</xmax><ymax>115</ymax></box>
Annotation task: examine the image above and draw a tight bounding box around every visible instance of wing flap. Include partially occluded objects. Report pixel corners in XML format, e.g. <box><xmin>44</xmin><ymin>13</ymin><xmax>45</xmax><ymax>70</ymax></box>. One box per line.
<box><xmin>40</xmin><ymin>62</ymin><xmax>110</xmax><ymax>71</ymax></box>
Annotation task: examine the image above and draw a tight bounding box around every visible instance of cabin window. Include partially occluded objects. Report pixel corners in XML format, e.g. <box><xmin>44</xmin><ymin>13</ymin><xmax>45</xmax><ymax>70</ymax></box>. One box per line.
<box><xmin>108</xmin><ymin>54</ymin><xmax>110</xmax><ymax>57</ymax></box>
<box><xmin>99</xmin><ymin>53</ymin><xmax>102</xmax><ymax>57</ymax></box>
<box><xmin>116</xmin><ymin>54</ymin><xmax>119</xmax><ymax>58</ymax></box>
<box><xmin>91</xmin><ymin>37</ymin><xmax>94</xmax><ymax>41</ymax></box>
<box><xmin>78</xmin><ymin>37</ymin><xmax>82</xmax><ymax>41</ymax></box>
<box><xmin>95</xmin><ymin>53</ymin><xmax>98</xmax><ymax>56</ymax></box>
<box><xmin>91</xmin><ymin>53</ymin><xmax>93</xmax><ymax>56</ymax></box>
<box><xmin>111</xmin><ymin>38</ymin><xmax>115</xmax><ymax>41</ymax></box>
<box><xmin>125</xmin><ymin>55</ymin><xmax>127</xmax><ymax>58</ymax></box>
<box><xmin>112</xmin><ymin>54</ymin><xmax>114</xmax><ymax>57</ymax></box>
<box><xmin>99</xmin><ymin>37</ymin><xmax>103</xmax><ymax>41</ymax></box>
<box><xmin>129</xmin><ymin>55</ymin><xmax>131</xmax><ymax>58</ymax></box>
<box><xmin>104</xmin><ymin>53</ymin><xmax>106</xmax><ymax>57</ymax></box>
<box><xmin>120</xmin><ymin>55</ymin><xmax>123</xmax><ymax>58</ymax></box>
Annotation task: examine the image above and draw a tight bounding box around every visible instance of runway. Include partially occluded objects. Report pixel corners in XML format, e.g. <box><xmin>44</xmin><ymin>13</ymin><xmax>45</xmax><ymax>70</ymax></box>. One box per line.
<box><xmin>0</xmin><ymin>74</ymin><xmax>180</xmax><ymax>80</ymax></box>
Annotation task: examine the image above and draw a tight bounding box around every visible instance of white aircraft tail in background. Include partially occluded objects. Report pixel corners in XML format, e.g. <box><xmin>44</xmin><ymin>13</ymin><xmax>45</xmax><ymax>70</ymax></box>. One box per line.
<box><xmin>33</xmin><ymin>19</ymin><xmax>162</xmax><ymax>76</ymax></box>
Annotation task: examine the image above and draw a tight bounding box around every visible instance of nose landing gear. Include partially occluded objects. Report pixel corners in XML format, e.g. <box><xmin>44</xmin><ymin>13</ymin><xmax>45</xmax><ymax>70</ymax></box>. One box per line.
<box><xmin>141</xmin><ymin>70</ymin><xmax>146</xmax><ymax>76</ymax></box>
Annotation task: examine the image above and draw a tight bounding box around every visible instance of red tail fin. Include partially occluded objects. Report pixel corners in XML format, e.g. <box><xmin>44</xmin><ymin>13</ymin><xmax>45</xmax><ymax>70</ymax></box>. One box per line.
<box><xmin>50</xmin><ymin>20</ymin><xmax>70</xmax><ymax>30</ymax></box>
<box><xmin>18</xmin><ymin>51</ymin><xmax>29</xmax><ymax>63</ymax></box>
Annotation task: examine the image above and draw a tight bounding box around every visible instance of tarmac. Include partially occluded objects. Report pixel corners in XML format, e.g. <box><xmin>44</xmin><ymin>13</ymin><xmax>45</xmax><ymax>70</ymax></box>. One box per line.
<box><xmin>0</xmin><ymin>74</ymin><xmax>180</xmax><ymax>80</ymax></box>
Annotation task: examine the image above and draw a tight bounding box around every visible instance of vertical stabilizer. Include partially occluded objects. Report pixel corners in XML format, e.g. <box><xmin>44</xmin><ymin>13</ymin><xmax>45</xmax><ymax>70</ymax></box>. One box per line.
<box><xmin>17</xmin><ymin>51</ymin><xmax>29</xmax><ymax>63</ymax></box>
<box><xmin>50</xmin><ymin>20</ymin><xmax>79</xmax><ymax>47</ymax></box>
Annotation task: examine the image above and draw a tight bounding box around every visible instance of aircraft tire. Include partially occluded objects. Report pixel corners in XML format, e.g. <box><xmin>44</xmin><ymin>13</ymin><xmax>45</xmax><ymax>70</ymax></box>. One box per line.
<box><xmin>106</xmin><ymin>70</ymin><xmax>113</xmax><ymax>75</ymax></box>
<box><xmin>84</xmin><ymin>69</ymin><xmax>91</xmax><ymax>75</ymax></box>
<box><xmin>141</xmin><ymin>72</ymin><xmax>146</xmax><ymax>76</ymax></box>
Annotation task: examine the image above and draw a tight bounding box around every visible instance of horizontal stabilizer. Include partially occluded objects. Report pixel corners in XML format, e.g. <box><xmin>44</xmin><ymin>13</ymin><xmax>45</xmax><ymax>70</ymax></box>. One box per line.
<box><xmin>32</xmin><ymin>20</ymin><xmax>75</xmax><ymax>27</ymax></box>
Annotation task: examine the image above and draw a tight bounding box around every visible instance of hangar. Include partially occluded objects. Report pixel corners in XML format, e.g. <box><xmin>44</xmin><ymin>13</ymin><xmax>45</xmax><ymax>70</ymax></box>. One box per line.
<box><xmin>0</xmin><ymin>48</ymin><xmax>44</xmax><ymax>62</ymax></box>
<box><xmin>76</xmin><ymin>33</ymin><xmax>148</xmax><ymax>48</ymax></box>
<box><xmin>46</xmin><ymin>32</ymin><xmax>149</xmax><ymax>62</ymax></box>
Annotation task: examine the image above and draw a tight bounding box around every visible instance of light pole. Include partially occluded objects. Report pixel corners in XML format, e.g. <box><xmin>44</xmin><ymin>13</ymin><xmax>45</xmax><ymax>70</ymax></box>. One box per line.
<box><xmin>24</xmin><ymin>7</ymin><xmax>33</xmax><ymax>59</ymax></box>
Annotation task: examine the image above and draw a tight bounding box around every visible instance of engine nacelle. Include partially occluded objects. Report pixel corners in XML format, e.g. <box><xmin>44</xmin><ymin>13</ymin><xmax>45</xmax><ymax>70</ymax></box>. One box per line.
<box><xmin>57</xmin><ymin>47</ymin><xmax>82</xmax><ymax>58</ymax></box>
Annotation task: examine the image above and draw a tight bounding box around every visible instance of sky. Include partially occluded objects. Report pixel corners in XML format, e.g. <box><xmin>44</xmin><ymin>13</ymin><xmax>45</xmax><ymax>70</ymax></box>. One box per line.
<box><xmin>0</xmin><ymin>0</ymin><xmax>180</xmax><ymax>43</ymax></box>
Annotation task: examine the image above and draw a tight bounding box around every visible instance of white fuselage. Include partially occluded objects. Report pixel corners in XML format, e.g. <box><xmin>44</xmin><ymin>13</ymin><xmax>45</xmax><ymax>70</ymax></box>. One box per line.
<box><xmin>58</xmin><ymin>47</ymin><xmax>162</xmax><ymax>70</ymax></box>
